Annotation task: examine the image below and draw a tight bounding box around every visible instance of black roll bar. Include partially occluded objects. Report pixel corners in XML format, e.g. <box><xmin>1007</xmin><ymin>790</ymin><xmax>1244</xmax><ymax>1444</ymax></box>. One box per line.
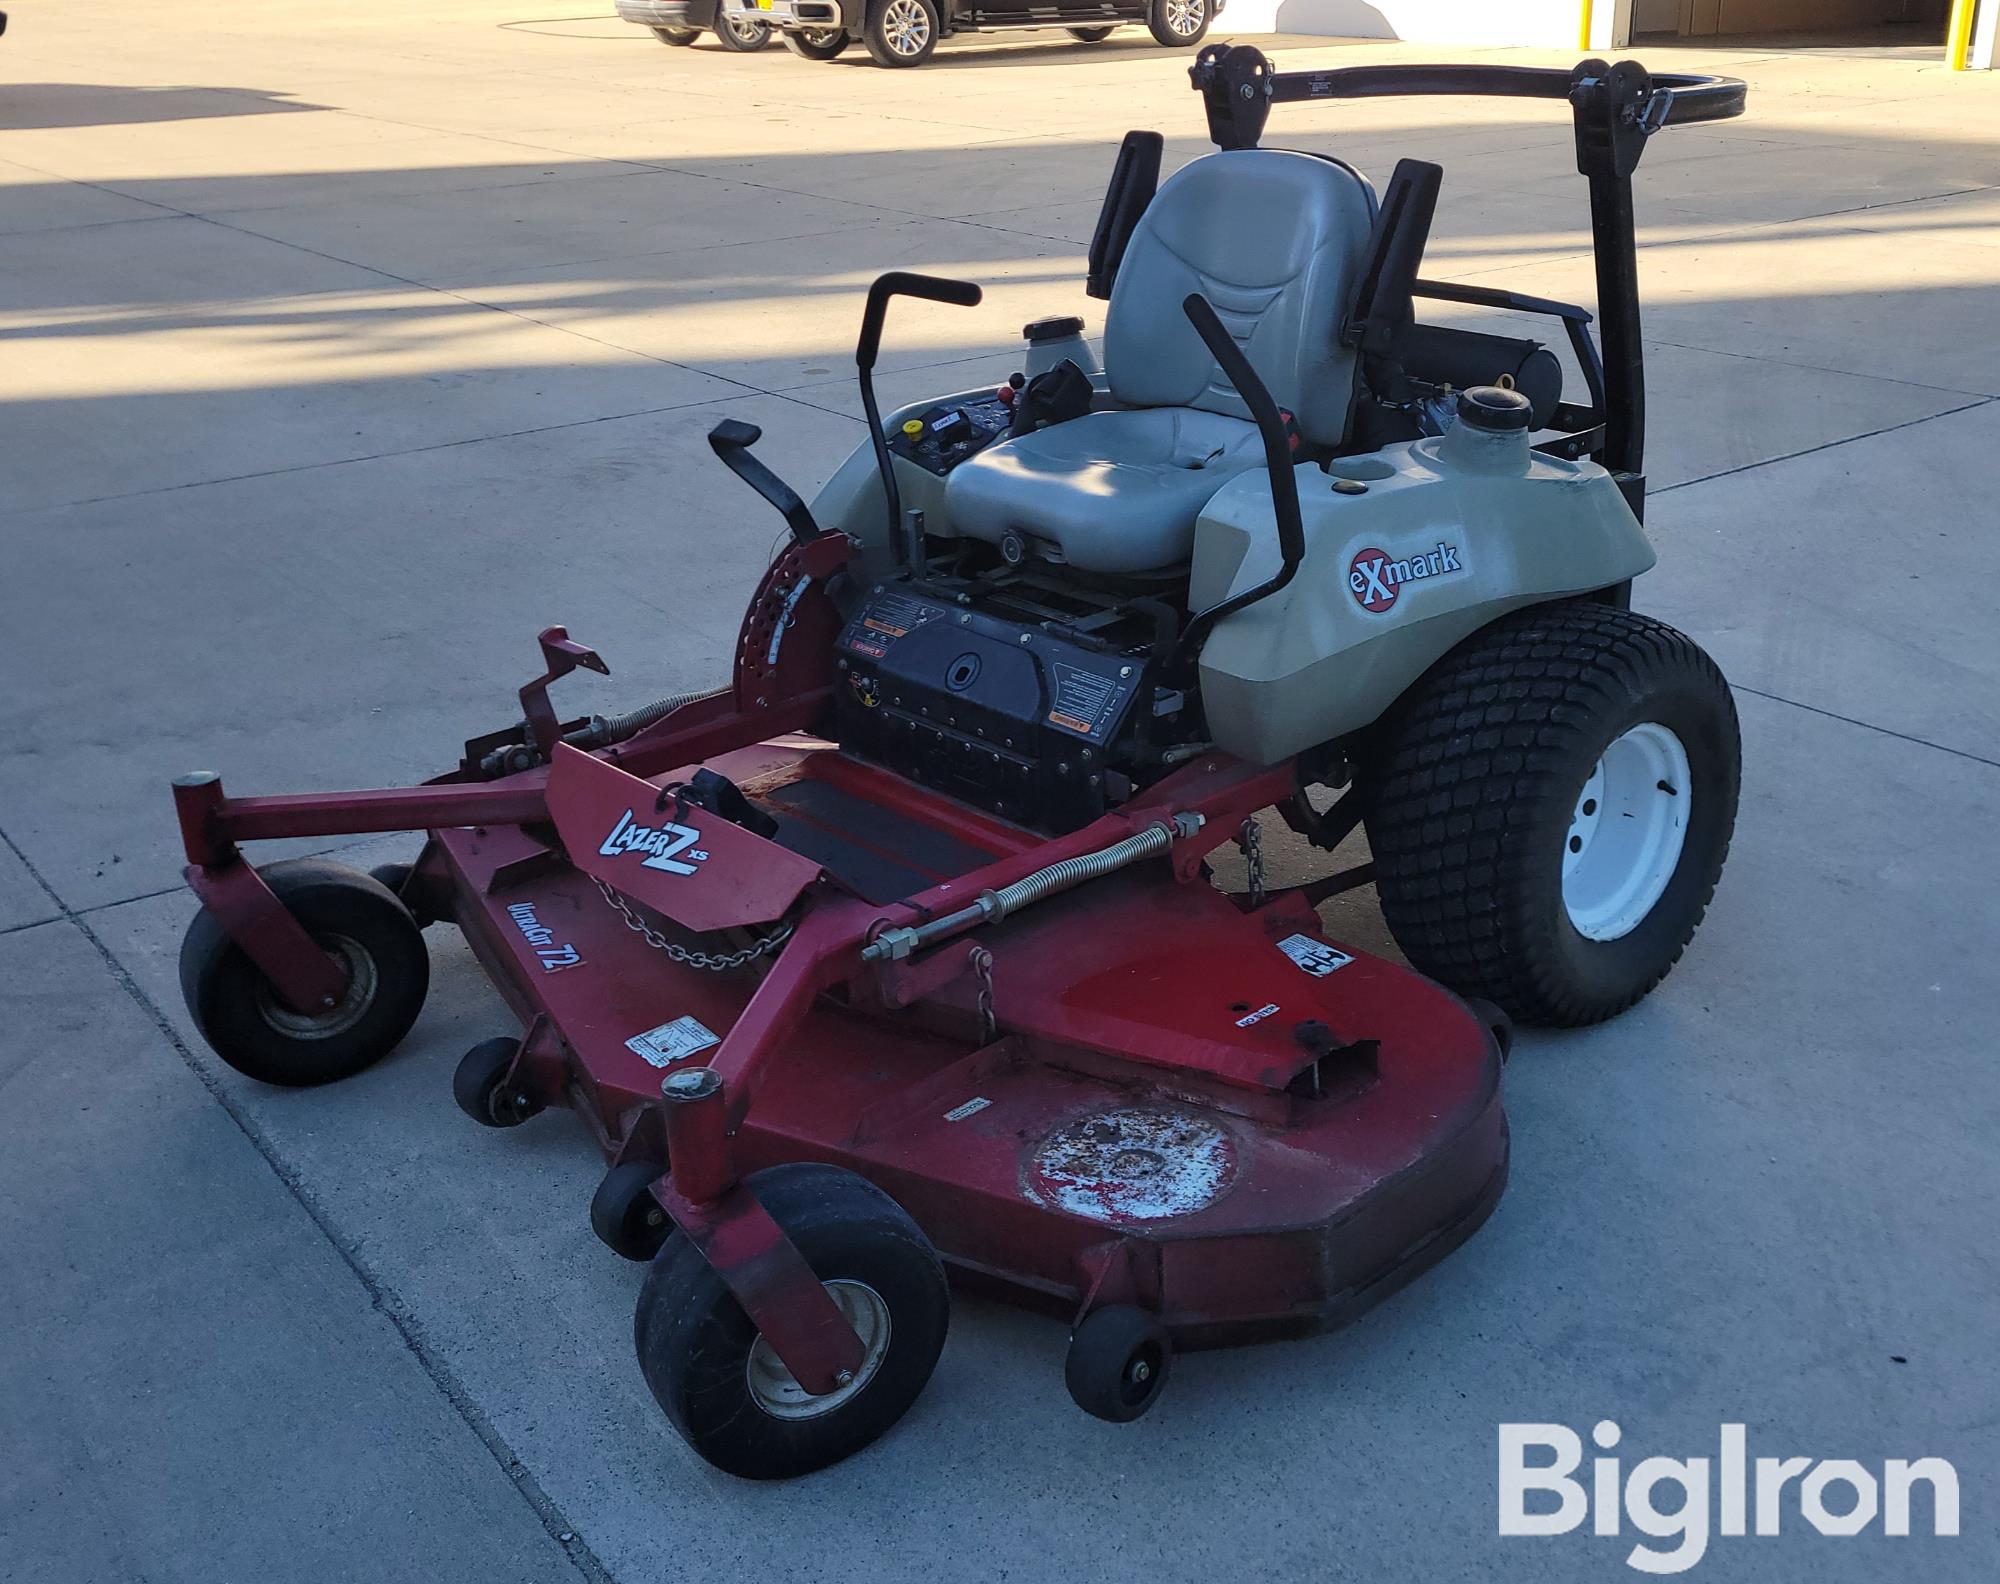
<box><xmin>1189</xmin><ymin>45</ymin><xmax>1746</xmax><ymax>508</ymax></box>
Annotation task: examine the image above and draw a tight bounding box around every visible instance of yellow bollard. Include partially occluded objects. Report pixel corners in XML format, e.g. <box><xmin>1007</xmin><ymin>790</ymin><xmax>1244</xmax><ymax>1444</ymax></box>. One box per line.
<box><xmin>1946</xmin><ymin>0</ymin><xmax>1976</xmax><ymax>69</ymax></box>
<box><xmin>1578</xmin><ymin>0</ymin><xmax>1595</xmax><ymax>52</ymax></box>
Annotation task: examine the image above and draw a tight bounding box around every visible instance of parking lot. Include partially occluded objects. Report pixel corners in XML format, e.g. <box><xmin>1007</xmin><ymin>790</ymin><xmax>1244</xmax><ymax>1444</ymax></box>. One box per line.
<box><xmin>2</xmin><ymin>3</ymin><xmax>1997</xmax><ymax>1580</ymax></box>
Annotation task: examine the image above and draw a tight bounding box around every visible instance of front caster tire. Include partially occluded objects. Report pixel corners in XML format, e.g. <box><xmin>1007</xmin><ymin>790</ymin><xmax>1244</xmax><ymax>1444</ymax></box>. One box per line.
<box><xmin>651</xmin><ymin>24</ymin><xmax>700</xmax><ymax>43</ymax></box>
<box><xmin>781</xmin><ymin>25</ymin><xmax>850</xmax><ymax>57</ymax></box>
<box><xmin>452</xmin><ymin>1036</ymin><xmax>540</xmax><ymax>1128</ymax></box>
<box><xmin>179</xmin><ymin>859</ymin><xmax>429</xmax><ymax>1087</ymax></box>
<box><xmin>634</xmin><ymin>1163</ymin><xmax>948</xmax><ymax>1479</ymax></box>
<box><xmin>1146</xmin><ymin>0</ymin><xmax>1209</xmax><ymax>48</ymax></box>
<box><xmin>1065</xmin><ymin>1305</ymin><xmax>1171</xmax><ymax>1422</ymax></box>
<box><xmin>592</xmin><ymin>1159</ymin><xmax>672</xmax><ymax>1261</ymax></box>
<box><xmin>1368</xmin><ymin>603</ymin><xmax>1740</xmax><ymax>1027</ymax></box>
<box><xmin>710</xmin><ymin>11</ymin><xmax>772</xmax><ymax>50</ymax></box>
<box><xmin>862</xmin><ymin>0</ymin><xmax>937</xmax><ymax>66</ymax></box>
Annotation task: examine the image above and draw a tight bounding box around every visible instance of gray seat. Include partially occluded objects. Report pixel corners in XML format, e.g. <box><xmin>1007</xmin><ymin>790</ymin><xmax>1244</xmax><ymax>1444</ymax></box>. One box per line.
<box><xmin>946</xmin><ymin>149</ymin><xmax>1377</xmax><ymax>573</ymax></box>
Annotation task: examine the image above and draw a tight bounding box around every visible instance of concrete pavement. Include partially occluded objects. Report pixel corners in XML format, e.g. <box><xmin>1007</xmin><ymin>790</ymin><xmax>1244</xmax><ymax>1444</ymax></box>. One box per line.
<box><xmin>1</xmin><ymin>5</ymin><xmax>1995</xmax><ymax>1581</ymax></box>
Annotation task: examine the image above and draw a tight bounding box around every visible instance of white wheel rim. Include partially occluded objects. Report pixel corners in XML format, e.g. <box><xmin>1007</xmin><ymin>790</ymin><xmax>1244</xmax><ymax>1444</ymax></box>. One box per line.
<box><xmin>725</xmin><ymin>14</ymin><xmax>764</xmax><ymax>39</ymax></box>
<box><xmin>802</xmin><ymin>26</ymin><xmax>841</xmax><ymax>42</ymax></box>
<box><xmin>1562</xmin><ymin>722</ymin><xmax>1691</xmax><ymax>942</ymax></box>
<box><xmin>882</xmin><ymin>0</ymin><xmax>930</xmax><ymax>53</ymax></box>
<box><xmin>1164</xmin><ymin>0</ymin><xmax>1203</xmax><ymax>35</ymax></box>
<box><xmin>255</xmin><ymin>935</ymin><xmax>376</xmax><ymax>1038</ymax></box>
<box><xmin>745</xmin><ymin>1280</ymin><xmax>892</xmax><ymax>1420</ymax></box>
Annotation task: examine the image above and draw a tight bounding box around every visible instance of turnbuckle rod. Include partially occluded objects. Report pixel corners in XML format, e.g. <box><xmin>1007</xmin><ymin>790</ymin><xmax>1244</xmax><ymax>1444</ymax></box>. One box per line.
<box><xmin>860</xmin><ymin>812</ymin><xmax>1204</xmax><ymax>964</ymax></box>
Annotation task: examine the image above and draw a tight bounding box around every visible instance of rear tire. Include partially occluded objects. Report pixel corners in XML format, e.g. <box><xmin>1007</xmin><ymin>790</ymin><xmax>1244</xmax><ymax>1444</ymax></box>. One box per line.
<box><xmin>863</xmin><ymin>0</ymin><xmax>938</xmax><ymax>65</ymax></box>
<box><xmin>634</xmin><ymin>1163</ymin><xmax>948</xmax><ymax>1478</ymax></box>
<box><xmin>651</xmin><ymin>24</ymin><xmax>700</xmax><ymax>43</ymax></box>
<box><xmin>1145</xmin><ymin>0</ymin><xmax>1208</xmax><ymax>47</ymax></box>
<box><xmin>1367</xmin><ymin>603</ymin><xmax>1739</xmax><ymax>1027</ymax></box>
<box><xmin>179</xmin><ymin>860</ymin><xmax>428</xmax><ymax>1087</ymax></box>
<box><xmin>781</xmin><ymin>25</ymin><xmax>850</xmax><ymax>56</ymax></box>
<box><xmin>1067</xmin><ymin>25</ymin><xmax>1114</xmax><ymax>40</ymax></box>
<box><xmin>711</xmin><ymin>11</ymin><xmax>773</xmax><ymax>49</ymax></box>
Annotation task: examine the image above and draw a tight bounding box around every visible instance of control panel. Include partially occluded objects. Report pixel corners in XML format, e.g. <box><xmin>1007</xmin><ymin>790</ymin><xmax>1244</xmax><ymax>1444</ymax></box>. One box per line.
<box><xmin>886</xmin><ymin>395</ymin><xmax>1015</xmax><ymax>476</ymax></box>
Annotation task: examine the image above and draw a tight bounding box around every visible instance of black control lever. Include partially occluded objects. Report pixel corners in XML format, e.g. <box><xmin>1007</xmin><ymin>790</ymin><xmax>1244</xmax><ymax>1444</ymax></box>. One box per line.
<box><xmin>1173</xmin><ymin>293</ymin><xmax>1308</xmax><ymax>667</ymax></box>
<box><xmin>855</xmin><ymin>271</ymin><xmax>983</xmax><ymax>565</ymax></box>
<box><xmin>708</xmin><ymin>419</ymin><xmax>822</xmax><ymax>547</ymax></box>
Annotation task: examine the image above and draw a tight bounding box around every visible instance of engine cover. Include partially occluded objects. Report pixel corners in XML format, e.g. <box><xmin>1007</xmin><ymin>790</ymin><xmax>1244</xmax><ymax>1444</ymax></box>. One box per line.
<box><xmin>836</xmin><ymin>586</ymin><xmax>1151</xmax><ymax>831</ymax></box>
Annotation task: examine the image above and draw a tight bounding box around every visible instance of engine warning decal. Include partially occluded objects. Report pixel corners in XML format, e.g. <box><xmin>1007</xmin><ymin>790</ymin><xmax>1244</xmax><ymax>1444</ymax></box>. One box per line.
<box><xmin>1047</xmin><ymin>662</ymin><xmax>1124</xmax><ymax>739</ymax></box>
<box><xmin>846</xmin><ymin>590</ymin><xmax>946</xmax><ymax>659</ymax></box>
<box><xmin>625</xmin><ymin>1015</ymin><xmax>720</xmax><ymax>1069</ymax></box>
<box><xmin>942</xmin><ymin>1096</ymin><xmax>992</xmax><ymax>1123</ymax></box>
<box><xmin>1234</xmin><ymin>1002</ymin><xmax>1281</xmax><ymax>1028</ymax></box>
<box><xmin>1278</xmin><ymin>933</ymin><xmax>1354</xmax><ymax>977</ymax></box>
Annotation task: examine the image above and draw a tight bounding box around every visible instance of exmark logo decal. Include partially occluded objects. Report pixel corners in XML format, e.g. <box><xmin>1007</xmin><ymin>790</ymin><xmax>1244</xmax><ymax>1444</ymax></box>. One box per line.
<box><xmin>600</xmin><ymin>808</ymin><xmax>709</xmax><ymax>877</ymax></box>
<box><xmin>1349</xmin><ymin>542</ymin><xmax>1464</xmax><ymax>613</ymax></box>
<box><xmin>506</xmin><ymin>901</ymin><xmax>582</xmax><ymax>973</ymax></box>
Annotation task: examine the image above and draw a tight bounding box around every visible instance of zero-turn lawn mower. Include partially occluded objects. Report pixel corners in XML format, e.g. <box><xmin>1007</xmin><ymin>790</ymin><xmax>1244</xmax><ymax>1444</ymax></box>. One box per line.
<box><xmin>171</xmin><ymin>46</ymin><xmax>1746</xmax><ymax>1479</ymax></box>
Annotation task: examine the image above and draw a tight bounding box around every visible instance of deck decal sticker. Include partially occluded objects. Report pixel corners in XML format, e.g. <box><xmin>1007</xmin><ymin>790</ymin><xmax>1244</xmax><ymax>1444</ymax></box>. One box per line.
<box><xmin>943</xmin><ymin>1096</ymin><xmax>992</xmax><ymax>1122</ymax></box>
<box><xmin>506</xmin><ymin>900</ymin><xmax>582</xmax><ymax>973</ymax></box>
<box><xmin>1277</xmin><ymin>933</ymin><xmax>1354</xmax><ymax>977</ymax></box>
<box><xmin>1024</xmin><ymin>1108</ymin><xmax>1237</xmax><ymax>1224</ymax></box>
<box><xmin>625</xmin><ymin>1015</ymin><xmax>720</xmax><ymax>1069</ymax></box>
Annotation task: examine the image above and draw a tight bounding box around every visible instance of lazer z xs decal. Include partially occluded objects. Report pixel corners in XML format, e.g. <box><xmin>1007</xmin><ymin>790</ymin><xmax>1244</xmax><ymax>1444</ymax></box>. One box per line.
<box><xmin>600</xmin><ymin>808</ymin><xmax>710</xmax><ymax>877</ymax></box>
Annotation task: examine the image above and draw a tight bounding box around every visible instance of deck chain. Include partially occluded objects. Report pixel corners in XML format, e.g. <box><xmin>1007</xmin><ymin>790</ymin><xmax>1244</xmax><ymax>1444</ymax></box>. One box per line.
<box><xmin>593</xmin><ymin>879</ymin><xmax>794</xmax><ymax>972</ymax></box>
<box><xmin>969</xmin><ymin>944</ymin><xmax>996</xmax><ymax>1045</ymax></box>
<box><xmin>1239</xmin><ymin>816</ymin><xmax>1265</xmax><ymax>910</ymax></box>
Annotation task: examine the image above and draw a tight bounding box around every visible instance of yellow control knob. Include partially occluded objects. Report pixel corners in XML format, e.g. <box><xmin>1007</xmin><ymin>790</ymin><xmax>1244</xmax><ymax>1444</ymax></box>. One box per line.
<box><xmin>901</xmin><ymin>419</ymin><xmax>924</xmax><ymax>436</ymax></box>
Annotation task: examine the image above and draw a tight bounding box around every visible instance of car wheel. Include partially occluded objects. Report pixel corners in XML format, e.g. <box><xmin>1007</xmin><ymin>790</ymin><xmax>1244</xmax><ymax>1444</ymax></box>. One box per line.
<box><xmin>782</xmin><ymin>25</ymin><xmax>851</xmax><ymax>57</ymax></box>
<box><xmin>651</xmin><ymin>24</ymin><xmax>701</xmax><ymax>43</ymax></box>
<box><xmin>1067</xmin><ymin>25</ymin><xmax>1115</xmax><ymax>41</ymax></box>
<box><xmin>863</xmin><ymin>0</ymin><xmax>938</xmax><ymax>65</ymax></box>
<box><xmin>712</xmin><ymin>11</ymin><xmax>773</xmax><ymax>49</ymax></box>
<box><xmin>1146</xmin><ymin>0</ymin><xmax>1208</xmax><ymax>47</ymax></box>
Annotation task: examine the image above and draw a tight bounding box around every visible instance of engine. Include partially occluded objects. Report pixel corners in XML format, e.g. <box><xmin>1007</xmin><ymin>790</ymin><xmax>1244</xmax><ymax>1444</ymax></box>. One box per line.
<box><xmin>834</xmin><ymin>582</ymin><xmax>1183</xmax><ymax>833</ymax></box>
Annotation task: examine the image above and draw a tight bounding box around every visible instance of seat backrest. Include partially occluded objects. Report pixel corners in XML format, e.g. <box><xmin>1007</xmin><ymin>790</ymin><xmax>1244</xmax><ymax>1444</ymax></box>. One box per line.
<box><xmin>1103</xmin><ymin>149</ymin><xmax>1377</xmax><ymax>450</ymax></box>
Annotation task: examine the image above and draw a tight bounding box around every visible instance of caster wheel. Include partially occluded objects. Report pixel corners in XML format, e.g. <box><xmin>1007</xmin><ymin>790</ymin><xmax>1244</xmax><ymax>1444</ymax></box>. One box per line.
<box><xmin>1067</xmin><ymin>25</ymin><xmax>1114</xmax><ymax>40</ymax></box>
<box><xmin>1065</xmin><ymin>1304</ymin><xmax>1170</xmax><ymax>1422</ymax></box>
<box><xmin>1369</xmin><ymin>603</ymin><xmax>1740</xmax><ymax>1026</ymax></box>
<box><xmin>452</xmin><ymin>1036</ymin><xmax>540</xmax><ymax>1128</ymax></box>
<box><xmin>366</xmin><ymin>861</ymin><xmax>436</xmax><ymax>928</ymax></box>
<box><xmin>592</xmin><ymin>1159</ymin><xmax>672</xmax><ymax>1262</ymax></box>
<box><xmin>178</xmin><ymin>859</ymin><xmax>429</xmax><ymax>1087</ymax></box>
<box><xmin>634</xmin><ymin>1163</ymin><xmax>948</xmax><ymax>1479</ymax></box>
<box><xmin>651</xmin><ymin>24</ymin><xmax>700</xmax><ymax>43</ymax></box>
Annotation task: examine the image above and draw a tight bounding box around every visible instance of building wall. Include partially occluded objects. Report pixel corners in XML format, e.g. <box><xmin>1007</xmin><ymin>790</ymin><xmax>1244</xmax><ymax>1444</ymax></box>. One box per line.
<box><xmin>1224</xmin><ymin>0</ymin><xmax>1589</xmax><ymax>47</ymax></box>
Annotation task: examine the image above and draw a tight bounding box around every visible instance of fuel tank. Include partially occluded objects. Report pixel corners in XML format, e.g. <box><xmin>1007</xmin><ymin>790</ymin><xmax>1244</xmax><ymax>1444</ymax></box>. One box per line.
<box><xmin>1191</xmin><ymin>425</ymin><xmax>1655</xmax><ymax>765</ymax></box>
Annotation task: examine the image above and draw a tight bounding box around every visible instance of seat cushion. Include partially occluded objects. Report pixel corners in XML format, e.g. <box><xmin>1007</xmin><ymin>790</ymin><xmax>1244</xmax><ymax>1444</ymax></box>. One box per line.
<box><xmin>944</xmin><ymin>407</ymin><xmax>1261</xmax><ymax>574</ymax></box>
<box><xmin>1104</xmin><ymin>150</ymin><xmax>1377</xmax><ymax>450</ymax></box>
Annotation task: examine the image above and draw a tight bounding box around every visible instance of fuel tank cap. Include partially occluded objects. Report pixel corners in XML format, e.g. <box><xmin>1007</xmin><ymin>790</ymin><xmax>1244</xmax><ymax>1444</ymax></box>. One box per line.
<box><xmin>1457</xmin><ymin>385</ymin><xmax>1533</xmax><ymax>432</ymax></box>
